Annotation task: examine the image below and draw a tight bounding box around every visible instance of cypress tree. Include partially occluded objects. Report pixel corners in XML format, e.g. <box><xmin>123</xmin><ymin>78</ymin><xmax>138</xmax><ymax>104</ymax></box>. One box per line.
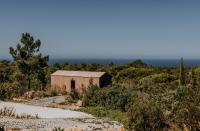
<box><xmin>179</xmin><ymin>58</ymin><xmax>185</xmax><ymax>86</ymax></box>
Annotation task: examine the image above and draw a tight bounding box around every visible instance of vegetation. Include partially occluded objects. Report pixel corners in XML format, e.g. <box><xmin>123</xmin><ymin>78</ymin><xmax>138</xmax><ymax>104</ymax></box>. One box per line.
<box><xmin>0</xmin><ymin>33</ymin><xmax>200</xmax><ymax>130</ymax></box>
<box><xmin>128</xmin><ymin>98</ymin><xmax>167</xmax><ymax>130</ymax></box>
<box><xmin>9</xmin><ymin>33</ymin><xmax>49</xmax><ymax>90</ymax></box>
<box><xmin>79</xmin><ymin>107</ymin><xmax>129</xmax><ymax>128</ymax></box>
<box><xmin>179</xmin><ymin>57</ymin><xmax>185</xmax><ymax>86</ymax></box>
<box><xmin>53</xmin><ymin>127</ymin><xmax>64</xmax><ymax>131</ymax></box>
<box><xmin>81</xmin><ymin>58</ymin><xmax>200</xmax><ymax>130</ymax></box>
<box><xmin>0</xmin><ymin>106</ymin><xmax>39</xmax><ymax>119</ymax></box>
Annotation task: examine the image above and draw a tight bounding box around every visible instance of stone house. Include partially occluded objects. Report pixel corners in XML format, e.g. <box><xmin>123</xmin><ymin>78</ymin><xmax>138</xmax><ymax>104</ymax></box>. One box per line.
<box><xmin>51</xmin><ymin>70</ymin><xmax>111</xmax><ymax>94</ymax></box>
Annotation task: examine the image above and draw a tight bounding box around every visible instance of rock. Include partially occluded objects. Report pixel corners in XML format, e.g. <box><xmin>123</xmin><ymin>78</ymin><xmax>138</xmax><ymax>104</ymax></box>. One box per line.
<box><xmin>64</xmin><ymin>128</ymin><xmax>83</xmax><ymax>131</ymax></box>
<box><xmin>117</xmin><ymin>128</ymin><xmax>126</xmax><ymax>131</ymax></box>
<box><xmin>24</xmin><ymin>91</ymin><xmax>35</xmax><ymax>99</ymax></box>
<box><xmin>2</xmin><ymin>126</ymin><xmax>21</xmax><ymax>131</ymax></box>
<box><xmin>76</xmin><ymin>100</ymin><xmax>82</xmax><ymax>107</ymax></box>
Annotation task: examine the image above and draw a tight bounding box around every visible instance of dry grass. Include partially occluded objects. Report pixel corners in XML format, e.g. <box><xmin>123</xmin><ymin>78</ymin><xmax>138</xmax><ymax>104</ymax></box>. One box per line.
<box><xmin>0</xmin><ymin>106</ymin><xmax>39</xmax><ymax>119</ymax></box>
<box><xmin>0</xmin><ymin>107</ymin><xmax>15</xmax><ymax>117</ymax></box>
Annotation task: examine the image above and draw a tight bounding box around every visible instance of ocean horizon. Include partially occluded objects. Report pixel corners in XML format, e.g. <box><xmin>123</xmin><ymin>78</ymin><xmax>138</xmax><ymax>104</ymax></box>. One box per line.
<box><xmin>2</xmin><ymin>58</ymin><xmax>200</xmax><ymax>67</ymax></box>
<box><xmin>48</xmin><ymin>58</ymin><xmax>200</xmax><ymax>67</ymax></box>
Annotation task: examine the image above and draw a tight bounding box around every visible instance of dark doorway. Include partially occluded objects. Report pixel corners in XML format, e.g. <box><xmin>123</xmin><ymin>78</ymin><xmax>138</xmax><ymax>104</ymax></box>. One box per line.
<box><xmin>71</xmin><ymin>79</ymin><xmax>76</xmax><ymax>92</ymax></box>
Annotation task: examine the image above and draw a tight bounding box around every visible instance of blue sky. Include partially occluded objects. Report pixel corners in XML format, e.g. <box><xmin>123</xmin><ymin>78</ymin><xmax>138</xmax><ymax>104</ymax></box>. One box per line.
<box><xmin>0</xmin><ymin>0</ymin><xmax>200</xmax><ymax>59</ymax></box>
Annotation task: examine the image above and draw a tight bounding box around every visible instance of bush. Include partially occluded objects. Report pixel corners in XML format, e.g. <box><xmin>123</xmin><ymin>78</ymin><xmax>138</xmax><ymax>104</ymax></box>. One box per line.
<box><xmin>45</xmin><ymin>87</ymin><xmax>66</xmax><ymax>96</ymax></box>
<box><xmin>128</xmin><ymin>96</ymin><xmax>168</xmax><ymax>130</ymax></box>
<box><xmin>173</xmin><ymin>86</ymin><xmax>200</xmax><ymax>130</ymax></box>
<box><xmin>139</xmin><ymin>73</ymin><xmax>177</xmax><ymax>84</ymax></box>
<box><xmin>0</xmin><ymin>127</ymin><xmax>4</xmax><ymax>131</ymax></box>
<box><xmin>0</xmin><ymin>106</ymin><xmax>39</xmax><ymax>119</ymax></box>
<box><xmin>33</xmin><ymin>91</ymin><xmax>46</xmax><ymax>98</ymax></box>
<box><xmin>126</xmin><ymin>59</ymin><xmax>148</xmax><ymax>68</ymax></box>
<box><xmin>79</xmin><ymin>106</ymin><xmax>129</xmax><ymax>129</ymax></box>
<box><xmin>0</xmin><ymin>107</ymin><xmax>16</xmax><ymax>117</ymax></box>
<box><xmin>82</xmin><ymin>85</ymin><xmax>135</xmax><ymax>112</ymax></box>
<box><xmin>115</xmin><ymin>67</ymin><xmax>155</xmax><ymax>82</ymax></box>
<box><xmin>53</xmin><ymin>127</ymin><xmax>64</xmax><ymax>131</ymax></box>
<box><xmin>0</xmin><ymin>83</ymin><xmax>23</xmax><ymax>100</ymax></box>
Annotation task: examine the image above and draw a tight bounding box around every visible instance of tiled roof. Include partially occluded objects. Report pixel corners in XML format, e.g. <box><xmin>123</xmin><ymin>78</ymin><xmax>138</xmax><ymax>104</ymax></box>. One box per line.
<box><xmin>51</xmin><ymin>70</ymin><xmax>106</xmax><ymax>78</ymax></box>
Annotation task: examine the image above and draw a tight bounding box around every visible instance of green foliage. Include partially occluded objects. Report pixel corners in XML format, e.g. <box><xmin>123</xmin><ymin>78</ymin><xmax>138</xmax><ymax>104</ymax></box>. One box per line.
<box><xmin>0</xmin><ymin>83</ymin><xmax>23</xmax><ymax>100</ymax></box>
<box><xmin>0</xmin><ymin>60</ymin><xmax>13</xmax><ymax>83</ymax></box>
<box><xmin>1</xmin><ymin>40</ymin><xmax>200</xmax><ymax>130</ymax></box>
<box><xmin>53</xmin><ymin>127</ymin><xmax>64</xmax><ymax>131</ymax></box>
<box><xmin>79</xmin><ymin>107</ymin><xmax>129</xmax><ymax>129</ymax></box>
<box><xmin>62</xmin><ymin>63</ymin><xmax>104</xmax><ymax>72</ymax></box>
<box><xmin>115</xmin><ymin>67</ymin><xmax>155</xmax><ymax>82</ymax></box>
<box><xmin>126</xmin><ymin>59</ymin><xmax>148</xmax><ymax>68</ymax></box>
<box><xmin>128</xmin><ymin>96</ymin><xmax>168</xmax><ymax>130</ymax></box>
<box><xmin>173</xmin><ymin>86</ymin><xmax>200</xmax><ymax>130</ymax></box>
<box><xmin>0</xmin><ymin>127</ymin><xmax>4</xmax><ymax>131</ymax></box>
<box><xmin>69</xmin><ymin>90</ymin><xmax>80</xmax><ymax>100</ymax></box>
<box><xmin>139</xmin><ymin>73</ymin><xmax>177</xmax><ymax>84</ymax></box>
<box><xmin>82</xmin><ymin>85</ymin><xmax>134</xmax><ymax>112</ymax></box>
<box><xmin>81</xmin><ymin>88</ymin><xmax>172</xmax><ymax>130</ymax></box>
<box><xmin>45</xmin><ymin>87</ymin><xmax>60</xmax><ymax>97</ymax></box>
<box><xmin>188</xmin><ymin>68</ymin><xmax>197</xmax><ymax>88</ymax></box>
<box><xmin>9</xmin><ymin>33</ymin><xmax>49</xmax><ymax>90</ymax></box>
<box><xmin>179</xmin><ymin>58</ymin><xmax>185</xmax><ymax>86</ymax></box>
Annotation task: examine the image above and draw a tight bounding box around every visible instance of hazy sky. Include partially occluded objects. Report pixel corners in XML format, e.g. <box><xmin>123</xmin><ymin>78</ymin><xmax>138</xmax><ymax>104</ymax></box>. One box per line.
<box><xmin>0</xmin><ymin>0</ymin><xmax>200</xmax><ymax>59</ymax></box>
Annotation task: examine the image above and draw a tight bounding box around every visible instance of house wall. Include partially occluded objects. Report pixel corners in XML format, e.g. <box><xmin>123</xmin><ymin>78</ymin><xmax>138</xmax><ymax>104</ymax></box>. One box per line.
<box><xmin>51</xmin><ymin>75</ymin><xmax>100</xmax><ymax>94</ymax></box>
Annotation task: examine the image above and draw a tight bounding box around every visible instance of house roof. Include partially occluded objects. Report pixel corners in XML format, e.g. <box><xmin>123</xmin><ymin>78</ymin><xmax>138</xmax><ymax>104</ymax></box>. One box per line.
<box><xmin>51</xmin><ymin>70</ymin><xmax>106</xmax><ymax>78</ymax></box>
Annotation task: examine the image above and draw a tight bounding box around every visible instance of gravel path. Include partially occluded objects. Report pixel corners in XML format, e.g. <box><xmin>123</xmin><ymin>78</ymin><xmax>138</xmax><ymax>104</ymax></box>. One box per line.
<box><xmin>30</xmin><ymin>96</ymin><xmax>65</xmax><ymax>106</ymax></box>
<box><xmin>0</xmin><ymin>102</ymin><xmax>123</xmax><ymax>130</ymax></box>
<box><xmin>0</xmin><ymin>118</ymin><xmax>122</xmax><ymax>131</ymax></box>
<box><xmin>0</xmin><ymin>102</ymin><xmax>93</xmax><ymax>119</ymax></box>
<box><xmin>28</xmin><ymin>96</ymin><xmax>79</xmax><ymax>110</ymax></box>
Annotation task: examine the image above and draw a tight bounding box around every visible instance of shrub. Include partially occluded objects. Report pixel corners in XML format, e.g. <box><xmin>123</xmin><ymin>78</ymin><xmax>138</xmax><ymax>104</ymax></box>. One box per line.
<box><xmin>32</xmin><ymin>91</ymin><xmax>46</xmax><ymax>99</ymax></box>
<box><xmin>53</xmin><ymin>127</ymin><xmax>64</xmax><ymax>131</ymax></box>
<box><xmin>173</xmin><ymin>86</ymin><xmax>200</xmax><ymax>130</ymax></box>
<box><xmin>79</xmin><ymin>107</ymin><xmax>129</xmax><ymax>129</ymax></box>
<box><xmin>0</xmin><ymin>106</ymin><xmax>39</xmax><ymax>119</ymax></box>
<box><xmin>139</xmin><ymin>73</ymin><xmax>177</xmax><ymax>84</ymax></box>
<box><xmin>128</xmin><ymin>96</ymin><xmax>168</xmax><ymax>130</ymax></box>
<box><xmin>0</xmin><ymin>107</ymin><xmax>16</xmax><ymax>117</ymax></box>
<box><xmin>45</xmin><ymin>87</ymin><xmax>65</xmax><ymax>96</ymax></box>
<box><xmin>82</xmin><ymin>85</ymin><xmax>135</xmax><ymax>112</ymax></box>
<box><xmin>0</xmin><ymin>127</ymin><xmax>4</xmax><ymax>131</ymax></box>
<box><xmin>0</xmin><ymin>83</ymin><xmax>23</xmax><ymax>100</ymax></box>
<box><xmin>115</xmin><ymin>67</ymin><xmax>155</xmax><ymax>82</ymax></box>
<box><xmin>126</xmin><ymin>59</ymin><xmax>148</xmax><ymax>68</ymax></box>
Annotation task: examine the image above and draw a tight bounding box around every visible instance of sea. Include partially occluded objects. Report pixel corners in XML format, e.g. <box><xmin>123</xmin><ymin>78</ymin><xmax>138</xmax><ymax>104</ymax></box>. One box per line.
<box><xmin>2</xmin><ymin>58</ymin><xmax>200</xmax><ymax>67</ymax></box>
<box><xmin>48</xmin><ymin>59</ymin><xmax>200</xmax><ymax>67</ymax></box>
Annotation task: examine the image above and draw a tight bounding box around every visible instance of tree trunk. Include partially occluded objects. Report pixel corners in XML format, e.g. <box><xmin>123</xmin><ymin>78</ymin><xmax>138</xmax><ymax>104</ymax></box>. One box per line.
<box><xmin>28</xmin><ymin>78</ymin><xmax>31</xmax><ymax>89</ymax></box>
<box><xmin>28</xmin><ymin>73</ymin><xmax>31</xmax><ymax>90</ymax></box>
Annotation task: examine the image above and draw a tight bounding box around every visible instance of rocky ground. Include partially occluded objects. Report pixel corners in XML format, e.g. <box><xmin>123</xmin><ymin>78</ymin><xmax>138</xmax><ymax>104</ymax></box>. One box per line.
<box><xmin>30</xmin><ymin>96</ymin><xmax>66</xmax><ymax>106</ymax></box>
<box><xmin>28</xmin><ymin>96</ymin><xmax>80</xmax><ymax>110</ymax></box>
<box><xmin>0</xmin><ymin>98</ymin><xmax>124</xmax><ymax>131</ymax></box>
<box><xmin>0</xmin><ymin>118</ymin><xmax>122</xmax><ymax>131</ymax></box>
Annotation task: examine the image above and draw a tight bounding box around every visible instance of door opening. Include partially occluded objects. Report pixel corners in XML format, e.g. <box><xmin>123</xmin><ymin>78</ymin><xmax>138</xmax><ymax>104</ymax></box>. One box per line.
<box><xmin>71</xmin><ymin>79</ymin><xmax>76</xmax><ymax>92</ymax></box>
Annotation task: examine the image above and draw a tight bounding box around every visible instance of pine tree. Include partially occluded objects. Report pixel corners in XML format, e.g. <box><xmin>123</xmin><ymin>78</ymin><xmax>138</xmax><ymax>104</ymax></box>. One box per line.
<box><xmin>179</xmin><ymin>58</ymin><xmax>185</xmax><ymax>86</ymax></box>
<box><xmin>9</xmin><ymin>33</ymin><xmax>49</xmax><ymax>90</ymax></box>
